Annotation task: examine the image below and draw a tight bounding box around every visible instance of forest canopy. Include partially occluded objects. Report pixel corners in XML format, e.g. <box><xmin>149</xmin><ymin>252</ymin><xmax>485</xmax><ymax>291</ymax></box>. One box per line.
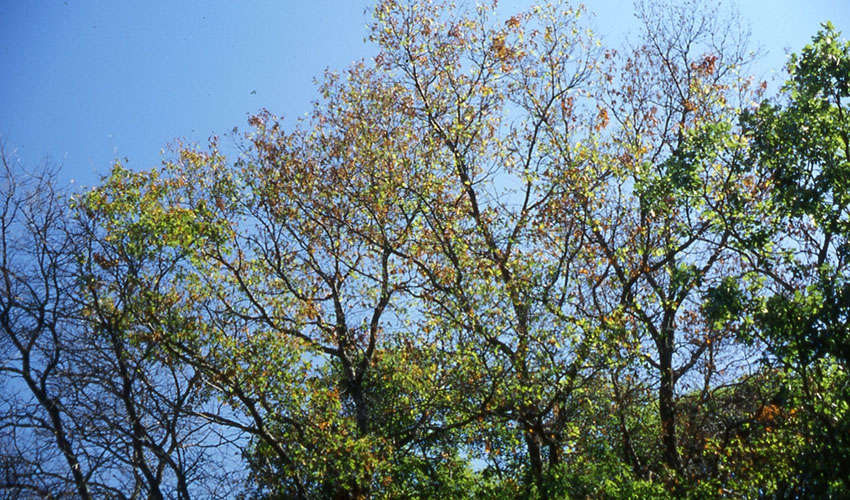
<box><xmin>2</xmin><ymin>1</ymin><xmax>849</xmax><ymax>498</ymax></box>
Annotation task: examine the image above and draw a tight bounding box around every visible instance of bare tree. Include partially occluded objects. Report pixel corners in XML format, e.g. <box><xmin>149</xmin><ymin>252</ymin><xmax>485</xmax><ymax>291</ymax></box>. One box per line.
<box><xmin>0</xmin><ymin>142</ymin><xmax>242</xmax><ymax>499</ymax></box>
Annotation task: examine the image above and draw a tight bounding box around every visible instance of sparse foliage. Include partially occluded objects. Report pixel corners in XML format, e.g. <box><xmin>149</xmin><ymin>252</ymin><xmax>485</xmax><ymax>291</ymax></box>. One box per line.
<box><xmin>1</xmin><ymin>2</ymin><xmax>848</xmax><ymax>499</ymax></box>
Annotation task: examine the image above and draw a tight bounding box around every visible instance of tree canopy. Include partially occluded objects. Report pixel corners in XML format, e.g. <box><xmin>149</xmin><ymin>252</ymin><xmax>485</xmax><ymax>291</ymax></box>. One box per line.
<box><xmin>1</xmin><ymin>1</ymin><xmax>848</xmax><ymax>499</ymax></box>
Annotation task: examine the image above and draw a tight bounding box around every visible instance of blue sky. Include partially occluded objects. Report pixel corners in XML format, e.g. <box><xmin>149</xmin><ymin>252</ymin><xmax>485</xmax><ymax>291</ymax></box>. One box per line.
<box><xmin>1</xmin><ymin>1</ymin><xmax>848</xmax><ymax>187</ymax></box>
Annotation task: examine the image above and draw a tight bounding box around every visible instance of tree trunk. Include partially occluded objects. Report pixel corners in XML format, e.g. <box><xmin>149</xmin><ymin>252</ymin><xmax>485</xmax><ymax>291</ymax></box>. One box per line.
<box><xmin>658</xmin><ymin>332</ymin><xmax>680</xmax><ymax>472</ymax></box>
<box><xmin>524</xmin><ymin>422</ymin><xmax>545</xmax><ymax>492</ymax></box>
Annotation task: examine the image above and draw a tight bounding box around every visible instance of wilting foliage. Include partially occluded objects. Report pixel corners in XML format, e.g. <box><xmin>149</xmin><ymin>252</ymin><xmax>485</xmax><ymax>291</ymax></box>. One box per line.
<box><xmin>1</xmin><ymin>1</ymin><xmax>848</xmax><ymax>499</ymax></box>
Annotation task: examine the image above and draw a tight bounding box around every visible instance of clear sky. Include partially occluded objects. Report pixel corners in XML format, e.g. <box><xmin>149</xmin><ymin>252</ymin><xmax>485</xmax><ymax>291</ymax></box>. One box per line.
<box><xmin>2</xmin><ymin>1</ymin><xmax>848</xmax><ymax>187</ymax></box>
